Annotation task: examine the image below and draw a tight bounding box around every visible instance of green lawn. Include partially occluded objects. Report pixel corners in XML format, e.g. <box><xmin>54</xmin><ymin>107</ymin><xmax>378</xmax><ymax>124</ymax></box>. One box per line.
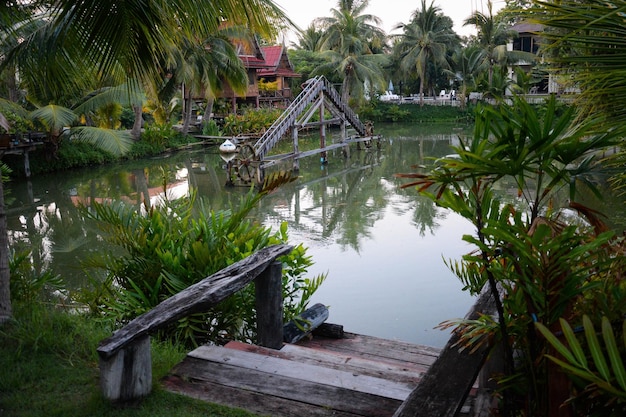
<box><xmin>0</xmin><ymin>304</ymin><xmax>261</xmax><ymax>417</ymax></box>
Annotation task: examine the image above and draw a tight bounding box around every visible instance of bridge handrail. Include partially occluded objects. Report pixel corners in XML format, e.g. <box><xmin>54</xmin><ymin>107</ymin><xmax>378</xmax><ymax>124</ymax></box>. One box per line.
<box><xmin>253</xmin><ymin>76</ymin><xmax>368</xmax><ymax>160</ymax></box>
<box><xmin>253</xmin><ymin>76</ymin><xmax>325</xmax><ymax>159</ymax></box>
<box><xmin>97</xmin><ymin>244</ymin><xmax>293</xmax><ymax>401</ymax></box>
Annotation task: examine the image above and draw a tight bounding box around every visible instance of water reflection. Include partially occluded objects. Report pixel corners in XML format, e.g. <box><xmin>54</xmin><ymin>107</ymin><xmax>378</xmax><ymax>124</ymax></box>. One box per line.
<box><xmin>7</xmin><ymin>123</ymin><xmax>479</xmax><ymax>347</ymax></box>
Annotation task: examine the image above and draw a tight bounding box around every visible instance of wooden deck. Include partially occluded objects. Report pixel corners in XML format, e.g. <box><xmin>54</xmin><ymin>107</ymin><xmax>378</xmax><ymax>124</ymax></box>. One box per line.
<box><xmin>161</xmin><ymin>331</ymin><xmax>472</xmax><ymax>417</ymax></box>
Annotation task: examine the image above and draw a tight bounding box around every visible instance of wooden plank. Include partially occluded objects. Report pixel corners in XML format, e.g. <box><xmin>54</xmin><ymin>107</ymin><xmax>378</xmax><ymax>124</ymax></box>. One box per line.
<box><xmin>170</xmin><ymin>356</ymin><xmax>402</xmax><ymax>416</ymax></box>
<box><xmin>225</xmin><ymin>341</ymin><xmax>426</xmax><ymax>385</ymax></box>
<box><xmin>393</xmin><ymin>285</ymin><xmax>499</xmax><ymax>417</ymax></box>
<box><xmin>188</xmin><ymin>345</ymin><xmax>414</xmax><ymax>401</ymax></box>
<box><xmin>298</xmin><ymin>332</ymin><xmax>440</xmax><ymax>368</ymax></box>
<box><xmin>163</xmin><ymin>374</ymin><xmax>366</xmax><ymax>417</ymax></box>
<box><xmin>97</xmin><ymin>244</ymin><xmax>293</xmax><ymax>359</ymax></box>
<box><xmin>314</xmin><ymin>322</ymin><xmax>345</xmax><ymax>339</ymax></box>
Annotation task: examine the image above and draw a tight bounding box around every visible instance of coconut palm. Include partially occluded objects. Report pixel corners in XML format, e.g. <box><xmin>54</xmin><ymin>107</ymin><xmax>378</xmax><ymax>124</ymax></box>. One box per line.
<box><xmin>293</xmin><ymin>24</ymin><xmax>324</xmax><ymax>52</ymax></box>
<box><xmin>168</xmin><ymin>29</ymin><xmax>248</xmax><ymax>135</ymax></box>
<box><xmin>463</xmin><ymin>0</ymin><xmax>527</xmax><ymax>91</ymax></box>
<box><xmin>392</xmin><ymin>0</ymin><xmax>459</xmax><ymax>106</ymax></box>
<box><xmin>444</xmin><ymin>45</ymin><xmax>483</xmax><ymax>108</ymax></box>
<box><xmin>314</xmin><ymin>0</ymin><xmax>388</xmax><ymax>103</ymax></box>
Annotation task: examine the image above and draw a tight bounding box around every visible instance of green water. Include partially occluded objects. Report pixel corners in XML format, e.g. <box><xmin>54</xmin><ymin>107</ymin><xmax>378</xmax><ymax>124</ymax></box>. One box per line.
<box><xmin>6</xmin><ymin>122</ymin><xmax>622</xmax><ymax>347</ymax></box>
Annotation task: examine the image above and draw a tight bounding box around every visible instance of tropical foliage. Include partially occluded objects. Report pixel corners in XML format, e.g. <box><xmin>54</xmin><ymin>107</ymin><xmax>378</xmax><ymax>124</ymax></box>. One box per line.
<box><xmin>392</xmin><ymin>0</ymin><xmax>459</xmax><ymax>106</ymax></box>
<box><xmin>313</xmin><ymin>0</ymin><xmax>389</xmax><ymax>104</ymax></box>
<box><xmin>81</xmin><ymin>173</ymin><xmax>326</xmax><ymax>346</ymax></box>
<box><xmin>536</xmin><ymin>316</ymin><xmax>626</xmax><ymax>414</ymax></box>
<box><xmin>397</xmin><ymin>96</ymin><xmax>622</xmax><ymax>416</ymax></box>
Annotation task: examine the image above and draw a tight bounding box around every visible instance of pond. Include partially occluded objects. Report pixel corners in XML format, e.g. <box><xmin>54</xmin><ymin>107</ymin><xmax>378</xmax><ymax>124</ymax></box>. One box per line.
<box><xmin>4</xmin><ymin>123</ymin><xmax>495</xmax><ymax>347</ymax></box>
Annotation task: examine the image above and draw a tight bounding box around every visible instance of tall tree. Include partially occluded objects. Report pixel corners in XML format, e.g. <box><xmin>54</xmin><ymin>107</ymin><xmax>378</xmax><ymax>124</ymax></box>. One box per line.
<box><xmin>392</xmin><ymin>0</ymin><xmax>459</xmax><ymax>106</ymax></box>
<box><xmin>463</xmin><ymin>0</ymin><xmax>519</xmax><ymax>89</ymax></box>
<box><xmin>314</xmin><ymin>0</ymin><xmax>388</xmax><ymax>103</ymax></box>
<box><xmin>170</xmin><ymin>29</ymin><xmax>248</xmax><ymax>135</ymax></box>
<box><xmin>293</xmin><ymin>24</ymin><xmax>324</xmax><ymax>52</ymax></box>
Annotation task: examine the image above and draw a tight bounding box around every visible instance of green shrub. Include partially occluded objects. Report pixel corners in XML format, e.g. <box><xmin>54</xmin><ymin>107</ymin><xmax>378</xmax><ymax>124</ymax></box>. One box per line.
<box><xmin>81</xmin><ymin>174</ymin><xmax>325</xmax><ymax>346</ymax></box>
<box><xmin>222</xmin><ymin>108</ymin><xmax>282</xmax><ymax>136</ymax></box>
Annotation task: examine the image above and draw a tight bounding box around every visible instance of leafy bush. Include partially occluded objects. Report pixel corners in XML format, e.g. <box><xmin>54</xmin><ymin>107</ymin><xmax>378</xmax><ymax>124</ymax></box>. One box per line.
<box><xmin>222</xmin><ymin>108</ymin><xmax>282</xmax><ymax>136</ymax></box>
<box><xmin>81</xmin><ymin>174</ymin><xmax>325</xmax><ymax>346</ymax></box>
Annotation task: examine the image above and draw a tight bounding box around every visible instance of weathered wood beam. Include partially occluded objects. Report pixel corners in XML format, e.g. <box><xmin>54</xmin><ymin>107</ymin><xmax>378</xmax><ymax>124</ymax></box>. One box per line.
<box><xmin>393</xmin><ymin>284</ymin><xmax>499</xmax><ymax>417</ymax></box>
<box><xmin>97</xmin><ymin>244</ymin><xmax>293</xmax><ymax>360</ymax></box>
<box><xmin>255</xmin><ymin>261</ymin><xmax>283</xmax><ymax>349</ymax></box>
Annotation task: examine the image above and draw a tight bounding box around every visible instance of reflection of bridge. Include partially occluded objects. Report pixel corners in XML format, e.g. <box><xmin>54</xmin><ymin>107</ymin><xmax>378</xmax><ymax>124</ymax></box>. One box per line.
<box><xmin>228</xmin><ymin>76</ymin><xmax>381</xmax><ymax>186</ymax></box>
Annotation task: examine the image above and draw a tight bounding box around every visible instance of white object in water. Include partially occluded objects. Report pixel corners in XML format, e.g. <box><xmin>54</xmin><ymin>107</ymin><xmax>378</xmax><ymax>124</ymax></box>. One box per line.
<box><xmin>219</xmin><ymin>139</ymin><xmax>237</xmax><ymax>153</ymax></box>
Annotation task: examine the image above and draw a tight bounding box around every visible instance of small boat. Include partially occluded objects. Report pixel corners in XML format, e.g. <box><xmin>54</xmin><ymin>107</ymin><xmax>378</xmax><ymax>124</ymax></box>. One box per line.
<box><xmin>219</xmin><ymin>139</ymin><xmax>237</xmax><ymax>154</ymax></box>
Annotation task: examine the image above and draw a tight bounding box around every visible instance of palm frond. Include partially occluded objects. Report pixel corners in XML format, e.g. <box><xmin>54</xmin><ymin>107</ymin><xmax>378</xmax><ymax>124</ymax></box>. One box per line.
<box><xmin>70</xmin><ymin>126</ymin><xmax>132</xmax><ymax>156</ymax></box>
<box><xmin>29</xmin><ymin>105</ymin><xmax>77</xmax><ymax>131</ymax></box>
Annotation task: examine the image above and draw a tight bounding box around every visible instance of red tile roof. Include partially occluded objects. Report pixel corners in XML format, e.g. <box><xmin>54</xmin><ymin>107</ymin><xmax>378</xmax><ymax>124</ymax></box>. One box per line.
<box><xmin>257</xmin><ymin>45</ymin><xmax>300</xmax><ymax>78</ymax></box>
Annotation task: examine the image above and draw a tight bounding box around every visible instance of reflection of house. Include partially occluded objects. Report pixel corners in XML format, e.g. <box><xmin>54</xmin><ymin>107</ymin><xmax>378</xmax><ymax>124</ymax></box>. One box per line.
<box><xmin>219</xmin><ymin>41</ymin><xmax>300</xmax><ymax>113</ymax></box>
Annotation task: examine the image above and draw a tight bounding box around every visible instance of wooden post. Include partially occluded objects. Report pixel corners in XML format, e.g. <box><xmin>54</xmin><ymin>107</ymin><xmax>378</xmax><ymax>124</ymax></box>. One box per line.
<box><xmin>23</xmin><ymin>150</ymin><xmax>31</xmax><ymax>178</ymax></box>
<box><xmin>292</xmin><ymin>125</ymin><xmax>300</xmax><ymax>172</ymax></box>
<box><xmin>393</xmin><ymin>285</ymin><xmax>498</xmax><ymax>417</ymax></box>
<box><xmin>255</xmin><ymin>261</ymin><xmax>283</xmax><ymax>349</ymax></box>
<box><xmin>99</xmin><ymin>335</ymin><xmax>152</xmax><ymax>402</ymax></box>
<box><xmin>319</xmin><ymin>92</ymin><xmax>327</xmax><ymax>164</ymax></box>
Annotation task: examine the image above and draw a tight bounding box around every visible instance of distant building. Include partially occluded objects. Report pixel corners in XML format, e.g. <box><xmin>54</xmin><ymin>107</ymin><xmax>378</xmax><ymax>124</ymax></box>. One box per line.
<box><xmin>218</xmin><ymin>41</ymin><xmax>300</xmax><ymax>113</ymax></box>
<box><xmin>257</xmin><ymin>45</ymin><xmax>300</xmax><ymax>108</ymax></box>
<box><xmin>506</xmin><ymin>22</ymin><xmax>548</xmax><ymax>93</ymax></box>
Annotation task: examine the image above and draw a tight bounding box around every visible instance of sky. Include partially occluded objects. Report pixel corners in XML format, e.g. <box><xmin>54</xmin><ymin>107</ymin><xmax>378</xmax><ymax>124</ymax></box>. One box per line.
<box><xmin>274</xmin><ymin>0</ymin><xmax>506</xmax><ymax>42</ymax></box>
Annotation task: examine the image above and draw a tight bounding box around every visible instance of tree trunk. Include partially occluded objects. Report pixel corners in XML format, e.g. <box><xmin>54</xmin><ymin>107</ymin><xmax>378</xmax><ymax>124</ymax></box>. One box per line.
<box><xmin>203</xmin><ymin>96</ymin><xmax>215</xmax><ymax>123</ymax></box>
<box><xmin>181</xmin><ymin>94</ymin><xmax>193</xmax><ymax>136</ymax></box>
<box><xmin>131</xmin><ymin>104</ymin><xmax>143</xmax><ymax>141</ymax></box>
<box><xmin>0</xmin><ymin>177</ymin><xmax>12</xmax><ymax>325</ymax></box>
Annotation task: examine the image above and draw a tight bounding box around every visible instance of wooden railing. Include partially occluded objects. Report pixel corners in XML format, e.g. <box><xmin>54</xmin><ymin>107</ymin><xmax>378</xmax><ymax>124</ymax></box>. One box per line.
<box><xmin>393</xmin><ymin>284</ymin><xmax>499</xmax><ymax>417</ymax></box>
<box><xmin>98</xmin><ymin>242</ymin><xmax>499</xmax><ymax>415</ymax></box>
<box><xmin>96</xmin><ymin>244</ymin><xmax>293</xmax><ymax>402</ymax></box>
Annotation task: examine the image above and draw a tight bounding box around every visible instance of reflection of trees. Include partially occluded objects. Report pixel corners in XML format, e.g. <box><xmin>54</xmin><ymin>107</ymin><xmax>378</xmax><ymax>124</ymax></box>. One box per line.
<box><xmin>253</xmin><ymin>128</ymin><xmax>464</xmax><ymax>251</ymax></box>
<box><xmin>3</xmin><ymin>125</ymin><xmax>476</xmax><ymax>287</ymax></box>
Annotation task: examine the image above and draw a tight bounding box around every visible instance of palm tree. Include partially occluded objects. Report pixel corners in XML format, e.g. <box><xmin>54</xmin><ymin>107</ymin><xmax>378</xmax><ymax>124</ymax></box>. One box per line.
<box><xmin>314</xmin><ymin>0</ymin><xmax>388</xmax><ymax>103</ymax></box>
<box><xmin>444</xmin><ymin>45</ymin><xmax>483</xmax><ymax>108</ymax></box>
<box><xmin>392</xmin><ymin>0</ymin><xmax>459</xmax><ymax>106</ymax></box>
<box><xmin>463</xmin><ymin>0</ymin><xmax>521</xmax><ymax>90</ymax></box>
<box><xmin>293</xmin><ymin>24</ymin><xmax>324</xmax><ymax>52</ymax></box>
<box><xmin>169</xmin><ymin>29</ymin><xmax>248</xmax><ymax>135</ymax></box>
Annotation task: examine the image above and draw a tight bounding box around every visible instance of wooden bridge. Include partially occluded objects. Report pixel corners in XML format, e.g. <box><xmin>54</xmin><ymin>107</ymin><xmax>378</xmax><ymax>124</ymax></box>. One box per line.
<box><xmin>228</xmin><ymin>76</ymin><xmax>381</xmax><ymax>186</ymax></box>
<box><xmin>97</xmin><ymin>244</ymin><xmax>499</xmax><ymax>416</ymax></box>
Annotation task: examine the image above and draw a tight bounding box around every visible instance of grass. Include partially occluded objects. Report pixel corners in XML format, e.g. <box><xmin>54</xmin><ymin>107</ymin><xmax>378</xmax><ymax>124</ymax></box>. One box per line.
<box><xmin>0</xmin><ymin>303</ymin><xmax>261</xmax><ymax>417</ymax></box>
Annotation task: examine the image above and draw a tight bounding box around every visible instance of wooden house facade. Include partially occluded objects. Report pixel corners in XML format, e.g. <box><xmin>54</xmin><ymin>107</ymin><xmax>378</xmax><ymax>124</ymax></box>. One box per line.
<box><xmin>219</xmin><ymin>42</ymin><xmax>300</xmax><ymax>113</ymax></box>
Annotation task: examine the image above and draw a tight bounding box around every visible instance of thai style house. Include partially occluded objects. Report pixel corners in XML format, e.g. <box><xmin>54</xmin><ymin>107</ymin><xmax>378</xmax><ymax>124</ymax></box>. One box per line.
<box><xmin>219</xmin><ymin>40</ymin><xmax>300</xmax><ymax>113</ymax></box>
